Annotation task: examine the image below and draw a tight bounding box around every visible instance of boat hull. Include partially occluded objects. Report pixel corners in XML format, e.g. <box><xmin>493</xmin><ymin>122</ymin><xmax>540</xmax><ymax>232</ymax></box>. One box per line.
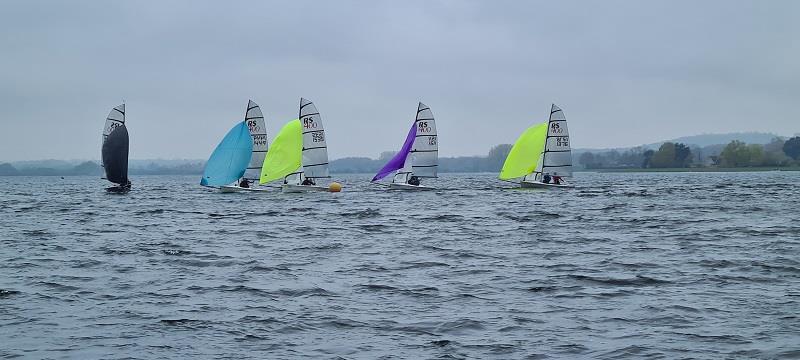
<box><xmin>105</xmin><ymin>185</ymin><xmax>130</xmax><ymax>194</ymax></box>
<box><xmin>520</xmin><ymin>180</ymin><xmax>574</xmax><ymax>189</ymax></box>
<box><xmin>281</xmin><ymin>184</ymin><xmax>330</xmax><ymax>193</ymax></box>
<box><xmin>219</xmin><ymin>185</ymin><xmax>271</xmax><ymax>193</ymax></box>
<box><xmin>388</xmin><ymin>183</ymin><xmax>434</xmax><ymax>191</ymax></box>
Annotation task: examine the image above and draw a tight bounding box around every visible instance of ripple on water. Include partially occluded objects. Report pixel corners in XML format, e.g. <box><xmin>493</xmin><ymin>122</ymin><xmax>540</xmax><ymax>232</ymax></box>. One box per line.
<box><xmin>0</xmin><ymin>172</ymin><xmax>798</xmax><ymax>359</ymax></box>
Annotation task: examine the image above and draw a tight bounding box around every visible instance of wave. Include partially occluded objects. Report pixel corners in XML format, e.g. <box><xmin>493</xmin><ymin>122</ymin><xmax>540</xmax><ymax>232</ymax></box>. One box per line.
<box><xmin>0</xmin><ymin>289</ymin><xmax>20</xmax><ymax>298</ymax></box>
<box><xmin>569</xmin><ymin>274</ymin><xmax>672</xmax><ymax>286</ymax></box>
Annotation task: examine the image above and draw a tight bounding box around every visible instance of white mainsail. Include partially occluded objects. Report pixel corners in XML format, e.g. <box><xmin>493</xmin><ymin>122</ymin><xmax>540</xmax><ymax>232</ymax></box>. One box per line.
<box><xmin>299</xmin><ymin>98</ymin><xmax>329</xmax><ymax>179</ymax></box>
<box><xmin>540</xmin><ymin>104</ymin><xmax>572</xmax><ymax>177</ymax></box>
<box><xmin>522</xmin><ymin>104</ymin><xmax>572</xmax><ymax>182</ymax></box>
<box><xmin>394</xmin><ymin>102</ymin><xmax>438</xmax><ymax>183</ymax></box>
<box><xmin>102</xmin><ymin>104</ymin><xmax>125</xmax><ymax>143</ymax></box>
<box><xmin>242</xmin><ymin>100</ymin><xmax>268</xmax><ymax>182</ymax></box>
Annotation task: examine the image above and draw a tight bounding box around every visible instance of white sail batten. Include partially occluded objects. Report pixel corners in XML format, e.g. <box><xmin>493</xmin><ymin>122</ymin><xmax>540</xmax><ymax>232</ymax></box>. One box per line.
<box><xmin>243</xmin><ymin>100</ymin><xmax>268</xmax><ymax>182</ymax></box>
<box><xmin>102</xmin><ymin>104</ymin><xmax>125</xmax><ymax>143</ymax></box>
<box><xmin>299</xmin><ymin>98</ymin><xmax>330</xmax><ymax>179</ymax></box>
<box><xmin>540</xmin><ymin>104</ymin><xmax>572</xmax><ymax>177</ymax></box>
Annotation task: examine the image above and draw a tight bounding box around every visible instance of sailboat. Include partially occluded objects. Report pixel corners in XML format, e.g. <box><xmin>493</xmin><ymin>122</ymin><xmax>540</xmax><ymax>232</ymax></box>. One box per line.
<box><xmin>102</xmin><ymin>104</ymin><xmax>131</xmax><ymax>193</ymax></box>
<box><xmin>201</xmin><ymin>100</ymin><xmax>268</xmax><ymax>192</ymax></box>
<box><xmin>372</xmin><ymin>102</ymin><xmax>438</xmax><ymax>190</ymax></box>
<box><xmin>499</xmin><ymin>104</ymin><xmax>573</xmax><ymax>188</ymax></box>
<box><xmin>259</xmin><ymin>98</ymin><xmax>341</xmax><ymax>193</ymax></box>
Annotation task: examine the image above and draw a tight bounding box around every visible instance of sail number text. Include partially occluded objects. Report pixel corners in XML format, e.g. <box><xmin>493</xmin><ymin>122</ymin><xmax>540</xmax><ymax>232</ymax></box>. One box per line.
<box><xmin>312</xmin><ymin>132</ymin><xmax>325</xmax><ymax>143</ymax></box>
<box><xmin>428</xmin><ymin>136</ymin><xmax>437</xmax><ymax>146</ymax></box>
<box><xmin>303</xmin><ymin>117</ymin><xmax>317</xmax><ymax>129</ymax></box>
<box><xmin>247</xmin><ymin>120</ymin><xmax>261</xmax><ymax>133</ymax></box>
<box><xmin>252</xmin><ymin>134</ymin><xmax>267</xmax><ymax>146</ymax></box>
<box><xmin>555</xmin><ymin>136</ymin><xmax>569</xmax><ymax>147</ymax></box>
<box><xmin>418</xmin><ymin>121</ymin><xmax>432</xmax><ymax>133</ymax></box>
<box><xmin>107</xmin><ymin>121</ymin><xmax>122</xmax><ymax>133</ymax></box>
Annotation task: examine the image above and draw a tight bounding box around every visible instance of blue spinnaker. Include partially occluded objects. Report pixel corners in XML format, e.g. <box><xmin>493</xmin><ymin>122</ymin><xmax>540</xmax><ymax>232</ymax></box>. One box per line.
<box><xmin>200</xmin><ymin>122</ymin><xmax>253</xmax><ymax>186</ymax></box>
<box><xmin>372</xmin><ymin>122</ymin><xmax>416</xmax><ymax>182</ymax></box>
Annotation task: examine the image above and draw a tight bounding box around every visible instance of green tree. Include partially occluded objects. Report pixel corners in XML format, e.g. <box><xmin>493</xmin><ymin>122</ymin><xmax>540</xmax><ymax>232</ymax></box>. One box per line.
<box><xmin>485</xmin><ymin>144</ymin><xmax>513</xmax><ymax>171</ymax></box>
<box><xmin>763</xmin><ymin>137</ymin><xmax>788</xmax><ymax>166</ymax></box>
<box><xmin>746</xmin><ymin>144</ymin><xmax>765</xmax><ymax>166</ymax></box>
<box><xmin>578</xmin><ymin>152</ymin><xmax>596</xmax><ymax>169</ymax></box>
<box><xmin>783</xmin><ymin>136</ymin><xmax>800</xmax><ymax>160</ymax></box>
<box><xmin>674</xmin><ymin>143</ymin><xmax>692</xmax><ymax>167</ymax></box>
<box><xmin>642</xmin><ymin>149</ymin><xmax>655</xmax><ymax>168</ymax></box>
<box><xmin>650</xmin><ymin>143</ymin><xmax>676</xmax><ymax>168</ymax></box>
<box><xmin>720</xmin><ymin>140</ymin><xmax>764</xmax><ymax>167</ymax></box>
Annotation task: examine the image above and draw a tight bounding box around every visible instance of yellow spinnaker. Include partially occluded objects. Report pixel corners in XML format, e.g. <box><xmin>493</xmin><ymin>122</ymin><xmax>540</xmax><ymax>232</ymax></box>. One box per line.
<box><xmin>499</xmin><ymin>122</ymin><xmax>548</xmax><ymax>180</ymax></box>
<box><xmin>260</xmin><ymin>119</ymin><xmax>302</xmax><ymax>184</ymax></box>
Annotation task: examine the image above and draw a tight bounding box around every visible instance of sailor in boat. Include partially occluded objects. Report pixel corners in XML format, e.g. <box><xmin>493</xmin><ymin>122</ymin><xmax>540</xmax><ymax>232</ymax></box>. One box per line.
<box><xmin>302</xmin><ymin>178</ymin><xmax>316</xmax><ymax>186</ymax></box>
<box><xmin>408</xmin><ymin>176</ymin><xmax>420</xmax><ymax>186</ymax></box>
<box><xmin>552</xmin><ymin>174</ymin><xmax>562</xmax><ymax>185</ymax></box>
<box><xmin>238</xmin><ymin>178</ymin><xmax>250</xmax><ymax>188</ymax></box>
<box><xmin>542</xmin><ymin>174</ymin><xmax>551</xmax><ymax>184</ymax></box>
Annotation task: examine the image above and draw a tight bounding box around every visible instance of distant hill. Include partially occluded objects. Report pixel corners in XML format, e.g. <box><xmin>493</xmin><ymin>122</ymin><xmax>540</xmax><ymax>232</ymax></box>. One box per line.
<box><xmin>574</xmin><ymin>132</ymin><xmax>784</xmax><ymax>153</ymax></box>
<box><xmin>645</xmin><ymin>132</ymin><xmax>781</xmax><ymax>149</ymax></box>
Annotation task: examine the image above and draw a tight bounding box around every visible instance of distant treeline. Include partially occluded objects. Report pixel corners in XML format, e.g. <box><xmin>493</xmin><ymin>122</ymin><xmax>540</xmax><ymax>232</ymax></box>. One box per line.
<box><xmin>578</xmin><ymin>136</ymin><xmax>800</xmax><ymax>169</ymax></box>
<box><xmin>0</xmin><ymin>161</ymin><xmax>205</xmax><ymax>176</ymax></box>
<box><xmin>3</xmin><ymin>137</ymin><xmax>799</xmax><ymax>176</ymax></box>
<box><xmin>330</xmin><ymin>144</ymin><xmax>512</xmax><ymax>173</ymax></box>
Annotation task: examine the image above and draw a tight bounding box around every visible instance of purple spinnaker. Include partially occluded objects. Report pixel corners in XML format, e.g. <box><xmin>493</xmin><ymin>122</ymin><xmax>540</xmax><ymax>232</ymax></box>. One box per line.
<box><xmin>372</xmin><ymin>123</ymin><xmax>416</xmax><ymax>181</ymax></box>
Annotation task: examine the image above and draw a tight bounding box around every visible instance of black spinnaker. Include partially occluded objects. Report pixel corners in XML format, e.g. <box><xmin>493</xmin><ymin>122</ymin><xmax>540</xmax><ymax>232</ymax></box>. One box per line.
<box><xmin>102</xmin><ymin>124</ymin><xmax>129</xmax><ymax>185</ymax></box>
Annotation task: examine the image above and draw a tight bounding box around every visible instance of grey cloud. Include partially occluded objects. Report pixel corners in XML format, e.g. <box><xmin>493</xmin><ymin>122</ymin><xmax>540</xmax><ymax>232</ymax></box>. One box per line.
<box><xmin>1</xmin><ymin>0</ymin><xmax>798</xmax><ymax>161</ymax></box>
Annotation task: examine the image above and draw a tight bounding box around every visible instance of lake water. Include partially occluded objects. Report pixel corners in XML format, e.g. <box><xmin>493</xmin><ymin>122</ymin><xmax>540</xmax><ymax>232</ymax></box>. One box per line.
<box><xmin>1</xmin><ymin>172</ymin><xmax>799</xmax><ymax>359</ymax></box>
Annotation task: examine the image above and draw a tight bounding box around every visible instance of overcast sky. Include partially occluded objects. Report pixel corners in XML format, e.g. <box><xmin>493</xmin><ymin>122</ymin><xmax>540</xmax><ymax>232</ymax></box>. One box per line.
<box><xmin>1</xmin><ymin>0</ymin><xmax>798</xmax><ymax>161</ymax></box>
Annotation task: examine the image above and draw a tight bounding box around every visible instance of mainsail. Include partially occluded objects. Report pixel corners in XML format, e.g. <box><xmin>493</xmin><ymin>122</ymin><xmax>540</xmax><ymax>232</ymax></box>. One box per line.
<box><xmin>259</xmin><ymin>119</ymin><xmax>302</xmax><ymax>184</ymax></box>
<box><xmin>498</xmin><ymin>122</ymin><xmax>547</xmax><ymax>180</ymax></box>
<box><xmin>394</xmin><ymin>102</ymin><xmax>438</xmax><ymax>182</ymax></box>
<box><xmin>539</xmin><ymin>104</ymin><xmax>572</xmax><ymax>177</ymax></box>
<box><xmin>242</xmin><ymin>100</ymin><xmax>268</xmax><ymax>182</ymax></box>
<box><xmin>102</xmin><ymin>124</ymin><xmax>129</xmax><ymax>184</ymax></box>
<box><xmin>299</xmin><ymin>98</ymin><xmax>330</xmax><ymax>179</ymax></box>
<box><xmin>200</xmin><ymin>122</ymin><xmax>253</xmax><ymax>187</ymax></box>
<box><xmin>102</xmin><ymin>104</ymin><xmax>125</xmax><ymax>143</ymax></box>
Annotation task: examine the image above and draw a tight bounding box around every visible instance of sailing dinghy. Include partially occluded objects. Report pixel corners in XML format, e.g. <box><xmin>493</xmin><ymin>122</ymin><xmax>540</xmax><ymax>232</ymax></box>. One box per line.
<box><xmin>102</xmin><ymin>104</ymin><xmax>130</xmax><ymax>193</ymax></box>
<box><xmin>372</xmin><ymin>102</ymin><xmax>438</xmax><ymax>190</ymax></box>
<box><xmin>259</xmin><ymin>98</ymin><xmax>341</xmax><ymax>193</ymax></box>
<box><xmin>219</xmin><ymin>100</ymin><xmax>269</xmax><ymax>192</ymax></box>
<box><xmin>499</xmin><ymin>104</ymin><xmax>574</xmax><ymax>188</ymax></box>
<box><xmin>201</xmin><ymin>100</ymin><xmax>268</xmax><ymax>191</ymax></box>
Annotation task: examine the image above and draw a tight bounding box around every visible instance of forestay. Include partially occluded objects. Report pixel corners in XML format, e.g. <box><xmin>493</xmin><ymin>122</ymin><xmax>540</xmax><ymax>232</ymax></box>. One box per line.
<box><xmin>242</xmin><ymin>100</ymin><xmax>268</xmax><ymax>182</ymax></box>
<box><xmin>395</xmin><ymin>102</ymin><xmax>437</xmax><ymax>182</ymax></box>
<box><xmin>540</xmin><ymin>104</ymin><xmax>572</xmax><ymax>177</ymax></box>
<box><xmin>299</xmin><ymin>98</ymin><xmax>329</xmax><ymax>179</ymax></box>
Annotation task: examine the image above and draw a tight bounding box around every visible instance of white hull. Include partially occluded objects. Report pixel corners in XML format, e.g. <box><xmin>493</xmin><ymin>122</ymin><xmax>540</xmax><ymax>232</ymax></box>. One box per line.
<box><xmin>520</xmin><ymin>180</ymin><xmax>574</xmax><ymax>189</ymax></box>
<box><xmin>219</xmin><ymin>185</ymin><xmax>271</xmax><ymax>193</ymax></box>
<box><xmin>281</xmin><ymin>184</ymin><xmax>330</xmax><ymax>193</ymax></box>
<box><xmin>388</xmin><ymin>183</ymin><xmax>434</xmax><ymax>191</ymax></box>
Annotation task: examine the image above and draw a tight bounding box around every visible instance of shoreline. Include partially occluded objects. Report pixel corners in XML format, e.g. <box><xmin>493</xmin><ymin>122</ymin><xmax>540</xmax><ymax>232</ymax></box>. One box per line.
<box><xmin>590</xmin><ymin>167</ymin><xmax>800</xmax><ymax>173</ymax></box>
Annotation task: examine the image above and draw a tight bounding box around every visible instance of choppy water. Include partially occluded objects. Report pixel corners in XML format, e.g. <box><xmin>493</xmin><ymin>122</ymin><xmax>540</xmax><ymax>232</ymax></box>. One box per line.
<box><xmin>1</xmin><ymin>172</ymin><xmax>799</xmax><ymax>359</ymax></box>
